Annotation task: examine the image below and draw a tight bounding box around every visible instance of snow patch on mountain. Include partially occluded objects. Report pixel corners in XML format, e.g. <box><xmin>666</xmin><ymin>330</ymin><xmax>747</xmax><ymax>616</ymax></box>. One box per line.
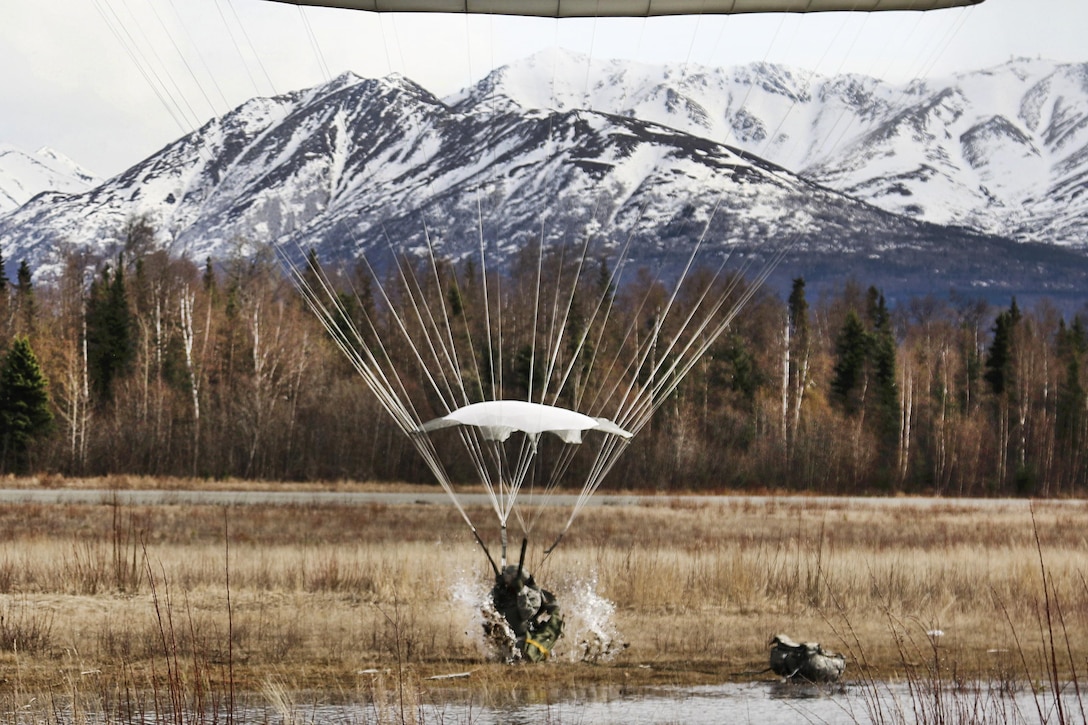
<box><xmin>0</xmin><ymin>145</ymin><xmax>98</xmax><ymax>213</ymax></box>
<box><xmin>463</xmin><ymin>52</ymin><xmax>1088</xmax><ymax>248</ymax></box>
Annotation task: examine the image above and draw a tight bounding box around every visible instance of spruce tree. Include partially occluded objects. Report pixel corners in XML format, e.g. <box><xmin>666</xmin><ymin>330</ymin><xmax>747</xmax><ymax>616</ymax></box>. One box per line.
<box><xmin>203</xmin><ymin>256</ymin><xmax>218</xmax><ymax>298</ymax></box>
<box><xmin>0</xmin><ymin>336</ymin><xmax>53</xmax><ymax>473</ymax></box>
<box><xmin>86</xmin><ymin>261</ymin><xmax>135</xmax><ymax>403</ymax></box>
<box><xmin>0</xmin><ymin>251</ymin><xmax>9</xmax><ymax>344</ymax></box>
<box><xmin>869</xmin><ymin>291</ymin><xmax>899</xmax><ymax>442</ymax></box>
<box><xmin>831</xmin><ymin>310</ymin><xmax>869</xmax><ymax>414</ymax></box>
<box><xmin>1056</xmin><ymin>317</ymin><xmax>1087</xmax><ymax>449</ymax></box>
<box><xmin>15</xmin><ymin>259</ymin><xmax>34</xmax><ymax>335</ymax></box>
<box><xmin>985</xmin><ymin>298</ymin><xmax>1021</xmax><ymax>397</ymax></box>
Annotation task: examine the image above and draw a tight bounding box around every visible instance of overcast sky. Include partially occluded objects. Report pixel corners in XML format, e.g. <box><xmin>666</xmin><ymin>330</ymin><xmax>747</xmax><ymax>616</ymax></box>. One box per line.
<box><xmin>2</xmin><ymin>0</ymin><xmax>1083</xmax><ymax>177</ymax></box>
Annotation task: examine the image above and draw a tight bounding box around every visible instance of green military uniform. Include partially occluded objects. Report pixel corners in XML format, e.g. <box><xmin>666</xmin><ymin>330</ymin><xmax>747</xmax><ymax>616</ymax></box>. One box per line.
<box><xmin>490</xmin><ymin>565</ymin><xmax>564</xmax><ymax>661</ymax></box>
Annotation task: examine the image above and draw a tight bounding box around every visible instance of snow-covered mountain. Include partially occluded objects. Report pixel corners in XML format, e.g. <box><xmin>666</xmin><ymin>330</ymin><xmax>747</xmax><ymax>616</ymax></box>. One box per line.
<box><xmin>0</xmin><ymin>72</ymin><xmax>885</xmax><ymax>273</ymax></box>
<box><xmin>470</xmin><ymin>51</ymin><xmax>1088</xmax><ymax>249</ymax></box>
<box><xmin>0</xmin><ymin>145</ymin><xmax>98</xmax><ymax>214</ymax></box>
<box><xmin>1</xmin><ymin>61</ymin><xmax>1087</xmax><ymax>304</ymax></box>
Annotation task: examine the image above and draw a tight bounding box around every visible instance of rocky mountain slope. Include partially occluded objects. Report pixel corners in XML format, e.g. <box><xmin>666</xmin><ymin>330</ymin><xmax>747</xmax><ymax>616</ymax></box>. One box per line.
<box><xmin>474</xmin><ymin>52</ymin><xmax>1088</xmax><ymax>249</ymax></box>
<box><xmin>1</xmin><ymin>59</ymin><xmax>1086</xmax><ymax>305</ymax></box>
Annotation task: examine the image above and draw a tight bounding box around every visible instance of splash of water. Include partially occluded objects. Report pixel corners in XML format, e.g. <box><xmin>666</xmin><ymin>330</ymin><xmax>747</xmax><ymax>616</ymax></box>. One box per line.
<box><xmin>448</xmin><ymin>569</ymin><xmax>626</xmax><ymax>664</ymax></box>
<box><xmin>552</xmin><ymin>571</ymin><xmax>627</xmax><ymax>664</ymax></box>
<box><xmin>449</xmin><ymin>569</ymin><xmax>521</xmax><ymax>662</ymax></box>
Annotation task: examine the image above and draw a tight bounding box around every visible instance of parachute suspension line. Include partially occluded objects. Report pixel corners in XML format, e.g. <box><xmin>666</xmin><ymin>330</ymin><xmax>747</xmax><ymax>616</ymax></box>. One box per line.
<box><xmin>221</xmin><ymin>0</ymin><xmax>279</xmax><ymax>96</ymax></box>
<box><xmin>809</xmin><ymin>1</ymin><xmax>936</xmax><ymax>164</ymax></box>
<box><xmin>208</xmin><ymin>0</ymin><xmax>266</xmax><ymax>95</ymax></box>
<box><xmin>376</xmin><ymin>13</ymin><xmax>398</xmax><ymax>79</ymax></box>
<box><xmin>112</xmin><ymin>0</ymin><xmax>209</xmax><ymax>128</ymax></box>
<box><xmin>624</xmin><ymin>261</ymin><xmax>760</xmax><ymax>433</ymax></box>
<box><xmin>367</xmin><ymin>225</ymin><xmax>461</xmax><ymax>418</ymax></box>
<box><xmin>419</xmin><ymin>220</ymin><xmax>472</xmax><ymax>407</ymax></box>
<box><xmin>593</xmin><ymin>202</ymin><xmax>726</xmax><ymax>433</ymax></box>
<box><xmin>91</xmin><ymin>0</ymin><xmax>196</xmax><ymax>135</ymax></box>
<box><xmin>916</xmin><ymin>5</ymin><xmax>974</xmax><ymax>79</ymax></box>
<box><xmin>288</xmin><ymin>251</ymin><xmax>412</xmax><ymax>430</ymax></box>
<box><xmin>146</xmin><ymin>0</ymin><xmax>226</xmax><ymax>119</ymax></box>
<box><xmin>460</xmin><ymin>426</ymin><xmax>503</xmax><ymax>525</ymax></box>
<box><xmin>575</xmin><ymin>2</ymin><xmax>603</xmax><ymax>112</ymax></box>
<box><xmin>296</xmin><ymin>5</ymin><xmax>333</xmax><ymax>83</ymax></box>
<box><xmin>569</xmin><ymin>204</ymin><xmax>650</xmax><ymax>417</ymax></box>
<box><xmin>569</xmin><ymin>0</ymin><xmax>846</xmax><ymax>443</ymax></box>
<box><xmin>509</xmin><ymin>435</ymin><xmax>539</xmax><ymax>533</ymax></box>
<box><xmin>475</xmin><ymin>193</ymin><xmax>498</xmax><ymax>401</ymax></box>
<box><xmin>753</xmin><ymin>0</ymin><xmax>862</xmax><ymax>171</ymax></box>
<box><xmin>678</xmin><ymin>0</ymin><xmax>709</xmax><ymax>69</ymax></box>
<box><xmin>530</xmin><ymin>439</ymin><xmax>584</xmax><ymax>534</ymax></box>
<box><xmin>164</xmin><ymin>0</ymin><xmax>232</xmax><ymax>113</ymax></box>
<box><xmin>537</xmin><ymin>238</ymin><xmax>572</xmax><ymax>407</ymax></box>
<box><xmin>581</xmin><ymin>262</ymin><xmax>668</xmax><ymax>425</ymax></box>
<box><xmin>624</xmin><ymin>246</ymin><xmax>788</xmax><ymax>436</ymax></box>
<box><xmin>528</xmin><ymin>223</ymin><xmax>547</xmax><ymax>407</ymax></box>
<box><xmin>392</xmin><ymin>227</ymin><xmax>469</xmax><ymax>411</ymax></box>
<box><xmin>538</xmin><ymin>195</ymin><xmax>610</xmax><ymax>410</ymax></box>
<box><xmin>613</xmin><ymin>202</ymin><xmax>749</xmax><ymax>426</ymax></box>
<box><xmin>804</xmin><ymin>5</ymin><xmax>881</xmax><ymax>163</ymax></box>
<box><xmin>544</xmin><ymin>434</ymin><xmax>633</xmax><ymax>558</ymax></box>
<box><xmin>495</xmin><ymin>269</ymin><xmax>505</xmax><ymax>401</ymax></box>
<box><xmin>284</xmin><ymin>251</ymin><xmax>483</xmax><ymax>534</ymax></box>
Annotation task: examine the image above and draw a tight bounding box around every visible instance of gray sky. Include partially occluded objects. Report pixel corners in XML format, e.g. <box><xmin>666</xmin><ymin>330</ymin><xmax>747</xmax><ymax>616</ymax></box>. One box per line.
<box><xmin>2</xmin><ymin>0</ymin><xmax>1082</xmax><ymax>177</ymax></box>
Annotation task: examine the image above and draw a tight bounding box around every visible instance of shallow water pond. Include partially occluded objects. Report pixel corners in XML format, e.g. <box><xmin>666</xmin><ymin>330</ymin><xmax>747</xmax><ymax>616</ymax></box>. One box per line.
<box><xmin>230</xmin><ymin>680</ymin><xmax>1080</xmax><ymax>724</ymax></box>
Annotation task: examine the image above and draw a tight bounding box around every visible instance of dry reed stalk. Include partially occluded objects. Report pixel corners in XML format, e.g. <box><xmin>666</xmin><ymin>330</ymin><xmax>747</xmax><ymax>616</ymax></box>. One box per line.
<box><xmin>0</xmin><ymin>489</ymin><xmax>1084</xmax><ymax>707</ymax></box>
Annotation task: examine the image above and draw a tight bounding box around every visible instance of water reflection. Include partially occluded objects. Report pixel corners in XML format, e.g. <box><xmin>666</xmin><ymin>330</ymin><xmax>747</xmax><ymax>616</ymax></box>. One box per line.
<box><xmin>271</xmin><ymin>682</ymin><xmax>908</xmax><ymax>724</ymax></box>
<box><xmin>40</xmin><ymin>680</ymin><xmax>1083</xmax><ymax>724</ymax></box>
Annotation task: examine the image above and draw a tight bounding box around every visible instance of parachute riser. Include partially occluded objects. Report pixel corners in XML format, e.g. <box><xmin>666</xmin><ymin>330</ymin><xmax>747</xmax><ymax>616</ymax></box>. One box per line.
<box><xmin>473</xmin><ymin>528</ymin><xmax>500</xmax><ymax>578</ymax></box>
<box><xmin>516</xmin><ymin>537</ymin><xmax>528</xmax><ymax>583</ymax></box>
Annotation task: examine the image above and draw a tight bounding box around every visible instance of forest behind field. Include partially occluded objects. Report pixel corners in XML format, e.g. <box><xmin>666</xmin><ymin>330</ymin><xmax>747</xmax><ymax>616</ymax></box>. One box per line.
<box><xmin>1</xmin><ymin>216</ymin><xmax>1086</xmax><ymax>496</ymax></box>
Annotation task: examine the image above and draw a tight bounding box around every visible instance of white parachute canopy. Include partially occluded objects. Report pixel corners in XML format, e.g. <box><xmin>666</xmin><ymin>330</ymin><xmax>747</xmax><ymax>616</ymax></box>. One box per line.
<box><xmin>421</xmin><ymin>401</ymin><xmax>632</xmax><ymax>446</ymax></box>
<box><xmin>266</xmin><ymin>0</ymin><xmax>985</xmax><ymax>15</ymax></box>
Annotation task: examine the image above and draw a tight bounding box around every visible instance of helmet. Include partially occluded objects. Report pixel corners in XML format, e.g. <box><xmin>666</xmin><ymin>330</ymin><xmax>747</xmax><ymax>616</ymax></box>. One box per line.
<box><xmin>500</xmin><ymin>565</ymin><xmax>530</xmax><ymax>587</ymax></box>
<box><xmin>516</xmin><ymin>585</ymin><xmax>543</xmax><ymax>620</ymax></box>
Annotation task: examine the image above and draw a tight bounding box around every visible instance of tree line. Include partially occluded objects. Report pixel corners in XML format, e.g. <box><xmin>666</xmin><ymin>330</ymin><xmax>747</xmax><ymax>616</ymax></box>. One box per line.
<box><xmin>3</xmin><ymin>216</ymin><xmax>1087</xmax><ymax>495</ymax></box>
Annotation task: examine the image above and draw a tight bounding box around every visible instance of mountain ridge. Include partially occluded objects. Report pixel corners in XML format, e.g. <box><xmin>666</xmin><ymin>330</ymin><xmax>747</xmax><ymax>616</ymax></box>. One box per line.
<box><xmin>1</xmin><ymin>58</ymin><xmax>1087</xmax><ymax>306</ymax></box>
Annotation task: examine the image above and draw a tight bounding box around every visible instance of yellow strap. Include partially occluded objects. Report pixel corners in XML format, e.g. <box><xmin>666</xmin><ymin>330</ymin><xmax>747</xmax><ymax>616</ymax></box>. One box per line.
<box><xmin>525</xmin><ymin>637</ymin><xmax>550</xmax><ymax>659</ymax></box>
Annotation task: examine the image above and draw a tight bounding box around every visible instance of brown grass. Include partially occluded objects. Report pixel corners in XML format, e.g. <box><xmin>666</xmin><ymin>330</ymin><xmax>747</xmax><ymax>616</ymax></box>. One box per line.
<box><xmin>0</xmin><ymin>478</ymin><xmax>1085</xmax><ymax>720</ymax></box>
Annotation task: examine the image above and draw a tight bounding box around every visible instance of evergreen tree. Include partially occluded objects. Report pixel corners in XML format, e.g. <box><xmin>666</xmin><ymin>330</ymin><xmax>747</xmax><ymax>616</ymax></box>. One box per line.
<box><xmin>831</xmin><ymin>309</ymin><xmax>869</xmax><ymax>414</ymax></box>
<box><xmin>869</xmin><ymin>291</ymin><xmax>899</xmax><ymax>442</ymax></box>
<box><xmin>788</xmin><ymin>278</ymin><xmax>810</xmax><ymax>351</ymax></box>
<box><xmin>832</xmin><ymin>290</ymin><xmax>900</xmax><ymax>477</ymax></box>
<box><xmin>0</xmin><ymin>251</ymin><xmax>9</xmax><ymax>345</ymax></box>
<box><xmin>15</xmin><ymin>259</ymin><xmax>35</xmax><ymax>335</ymax></box>
<box><xmin>0</xmin><ymin>336</ymin><xmax>53</xmax><ymax>473</ymax></box>
<box><xmin>86</xmin><ymin>261</ymin><xmax>135</xmax><ymax>403</ymax></box>
<box><xmin>984</xmin><ymin>298</ymin><xmax>1021</xmax><ymax>397</ymax></box>
<box><xmin>722</xmin><ymin>333</ymin><xmax>761</xmax><ymax>404</ymax></box>
<box><xmin>203</xmin><ymin>256</ymin><xmax>218</xmax><ymax>298</ymax></box>
<box><xmin>1056</xmin><ymin>317</ymin><xmax>1087</xmax><ymax>449</ymax></box>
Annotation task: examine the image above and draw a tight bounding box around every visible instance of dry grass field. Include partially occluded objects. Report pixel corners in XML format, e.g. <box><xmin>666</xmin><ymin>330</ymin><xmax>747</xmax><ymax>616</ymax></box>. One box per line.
<box><xmin>0</xmin><ymin>476</ymin><xmax>1086</xmax><ymax>721</ymax></box>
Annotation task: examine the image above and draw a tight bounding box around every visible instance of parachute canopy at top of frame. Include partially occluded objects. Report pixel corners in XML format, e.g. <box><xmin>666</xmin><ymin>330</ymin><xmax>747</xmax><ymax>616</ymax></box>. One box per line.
<box><xmin>420</xmin><ymin>400</ymin><xmax>633</xmax><ymax>445</ymax></box>
<box><xmin>264</xmin><ymin>0</ymin><xmax>986</xmax><ymax>17</ymax></box>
